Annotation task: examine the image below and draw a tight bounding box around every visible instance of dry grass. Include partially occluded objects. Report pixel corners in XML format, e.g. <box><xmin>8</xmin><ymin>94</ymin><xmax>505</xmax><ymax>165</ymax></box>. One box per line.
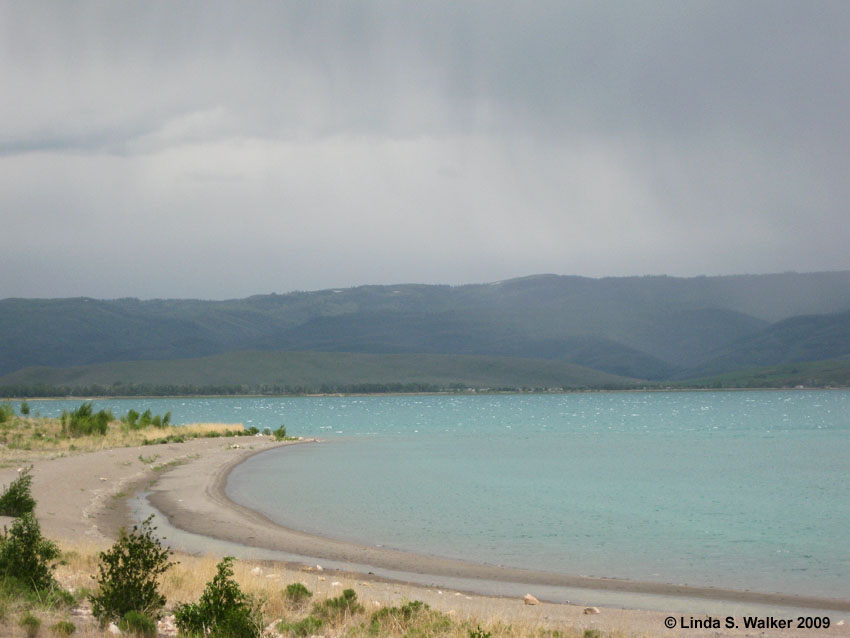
<box><xmin>0</xmin><ymin>415</ymin><xmax>245</xmax><ymax>466</ymax></box>
<box><xmin>0</xmin><ymin>540</ymin><xmax>643</xmax><ymax>638</ymax></box>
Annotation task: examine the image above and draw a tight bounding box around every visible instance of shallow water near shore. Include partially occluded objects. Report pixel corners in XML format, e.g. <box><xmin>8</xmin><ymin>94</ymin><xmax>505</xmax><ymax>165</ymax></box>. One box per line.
<box><xmin>26</xmin><ymin>390</ymin><xmax>850</xmax><ymax>600</ymax></box>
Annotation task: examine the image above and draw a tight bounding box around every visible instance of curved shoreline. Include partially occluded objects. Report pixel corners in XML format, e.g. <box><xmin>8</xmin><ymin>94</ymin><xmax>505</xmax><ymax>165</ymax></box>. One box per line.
<box><xmin>144</xmin><ymin>441</ymin><xmax>850</xmax><ymax>613</ymax></box>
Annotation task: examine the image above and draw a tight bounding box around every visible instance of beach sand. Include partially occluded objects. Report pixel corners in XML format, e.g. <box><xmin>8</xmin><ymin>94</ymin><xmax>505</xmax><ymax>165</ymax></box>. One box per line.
<box><xmin>5</xmin><ymin>437</ymin><xmax>849</xmax><ymax>637</ymax></box>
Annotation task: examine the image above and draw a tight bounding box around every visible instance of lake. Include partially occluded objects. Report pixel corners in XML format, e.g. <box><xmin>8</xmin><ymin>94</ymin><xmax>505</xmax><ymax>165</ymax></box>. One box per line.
<box><xmin>23</xmin><ymin>390</ymin><xmax>850</xmax><ymax>599</ymax></box>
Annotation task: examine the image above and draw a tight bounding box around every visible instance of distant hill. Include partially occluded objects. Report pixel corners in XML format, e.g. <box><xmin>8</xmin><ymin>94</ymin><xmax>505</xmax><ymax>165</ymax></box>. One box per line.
<box><xmin>684</xmin><ymin>311</ymin><xmax>850</xmax><ymax>378</ymax></box>
<box><xmin>676</xmin><ymin>358</ymin><xmax>850</xmax><ymax>389</ymax></box>
<box><xmin>0</xmin><ymin>351</ymin><xmax>637</xmax><ymax>395</ymax></box>
<box><xmin>2</xmin><ymin>271</ymin><xmax>850</xmax><ymax>390</ymax></box>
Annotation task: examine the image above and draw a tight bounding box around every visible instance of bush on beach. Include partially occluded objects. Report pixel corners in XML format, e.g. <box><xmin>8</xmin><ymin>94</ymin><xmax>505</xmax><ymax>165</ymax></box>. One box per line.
<box><xmin>118</xmin><ymin>609</ymin><xmax>157</xmax><ymax>637</ymax></box>
<box><xmin>0</xmin><ymin>466</ymin><xmax>36</xmax><ymax>516</ymax></box>
<box><xmin>283</xmin><ymin>582</ymin><xmax>312</xmax><ymax>604</ymax></box>
<box><xmin>0</xmin><ymin>511</ymin><xmax>61</xmax><ymax>592</ymax></box>
<box><xmin>90</xmin><ymin>516</ymin><xmax>174</xmax><ymax>624</ymax></box>
<box><xmin>174</xmin><ymin>556</ymin><xmax>264</xmax><ymax>638</ymax></box>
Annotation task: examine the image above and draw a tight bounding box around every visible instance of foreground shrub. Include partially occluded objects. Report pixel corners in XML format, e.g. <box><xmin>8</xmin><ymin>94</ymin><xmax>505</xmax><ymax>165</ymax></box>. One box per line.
<box><xmin>273</xmin><ymin>425</ymin><xmax>287</xmax><ymax>440</ymax></box>
<box><xmin>0</xmin><ymin>466</ymin><xmax>36</xmax><ymax>516</ymax></box>
<box><xmin>311</xmin><ymin>588</ymin><xmax>364</xmax><ymax>624</ymax></box>
<box><xmin>118</xmin><ymin>610</ymin><xmax>157</xmax><ymax>637</ymax></box>
<box><xmin>174</xmin><ymin>556</ymin><xmax>263</xmax><ymax>638</ymax></box>
<box><xmin>50</xmin><ymin>620</ymin><xmax>76</xmax><ymax>635</ymax></box>
<box><xmin>0</xmin><ymin>401</ymin><xmax>13</xmax><ymax>423</ymax></box>
<box><xmin>283</xmin><ymin>582</ymin><xmax>312</xmax><ymax>604</ymax></box>
<box><xmin>90</xmin><ymin>516</ymin><xmax>173</xmax><ymax>623</ymax></box>
<box><xmin>19</xmin><ymin>611</ymin><xmax>41</xmax><ymax>638</ymax></box>
<box><xmin>0</xmin><ymin>512</ymin><xmax>60</xmax><ymax>591</ymax></box>
<box><xmin>369</xmin><ymin>600</ymin><xmax>453</xmax><ymax>636</ymax></box>
<box><xmin>278</xmin><ymin>615</ymin><xmax>323</xmax><ymax>636</ymax></box>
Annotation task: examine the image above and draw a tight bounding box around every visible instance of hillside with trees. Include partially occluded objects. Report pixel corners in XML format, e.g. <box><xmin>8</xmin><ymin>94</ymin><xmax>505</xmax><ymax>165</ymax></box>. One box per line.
<box><xmin>2</xmin><ymin>271</ymin><xmax>850</xmax><ymax>393</ymax></box>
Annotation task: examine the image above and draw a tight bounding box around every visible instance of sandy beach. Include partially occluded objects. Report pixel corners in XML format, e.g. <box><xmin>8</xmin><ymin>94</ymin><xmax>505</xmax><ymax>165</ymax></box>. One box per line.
<box><xmin>6</xmin><ymin>436</ymin><xmax>850</xmax><ymax>637</ymax></box>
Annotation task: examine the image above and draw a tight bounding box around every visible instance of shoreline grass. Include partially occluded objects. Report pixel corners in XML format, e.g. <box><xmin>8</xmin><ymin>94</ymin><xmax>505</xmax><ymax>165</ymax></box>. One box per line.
<box><xmin>0</xmin><ymin>412</ymin><xmax>248</xmax><ymax>467</ymax></box>
<box><xmin>32</xmin><ymin>541</ymin><xmax>633</xmax><ymax>638</ymax></box>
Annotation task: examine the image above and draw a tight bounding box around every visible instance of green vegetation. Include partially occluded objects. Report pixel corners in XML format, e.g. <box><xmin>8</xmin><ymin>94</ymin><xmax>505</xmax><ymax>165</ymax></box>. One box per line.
<box><xmin>364</xmin><ymin>600</ymin><xmax>454</xmax><ymax>637</ymax></box>
<box><xmin>0</xmin><ymin>350</ymin><xmax>638</xmax><ymax>397</ymax></box>
<box><xmin>0</xmin><ymin>401</ymin><xmax>14</xmax><ymax>423</ymax></box>
<box><xmin>3</xmin><ymin>272</ymin><xmax>850</xmax><ymax>388</ymax></box>
<box><xmin>19</xmin><ymin>400</ymin><xmax>30</xmax><ymax>415</ymax></box>
<box><xmin>279</xmin><ymin>614</ymin><xmax>323</xmax><ymax>636</ymax></box>
<box><xmin>118</xmin><ymin>610</ymin><xmax>157</xmax><ymax>637</ymax></box>
<box><xmin>0</xmin><ymin>406</ymin><xmax>252</xmax><ymax>459</ymax></box>
<box><xmin>123</xmin><ymin>409</ymin><xmax>171</xmax><ymax>429</ymax></box>
<box><xmin>273</xmin><ymin>425</ymin><xmax>288</xmax><ymax>440</ymax></box>
<box><xmin>174</xmin><ymin>556</ymin><xmax>263</xmax><ymax>638</ymax></box>
<box><xmin>311</xmin><ymin>588</ymin><xmax>364</xmax><ymax>623</ymax></box>
<box><xmin>277</xmin><ymin>591</ymin><xmax>366</xmax><ymax>638</ymax></box>
<box><xmin>675</xmin><ymin>358</ymin><xmax>850</xmax><ymax>389</ymax></box>
<box><xmin>50</xmin><ymin>620</ymin><xmax>76</xmax><ymax>635</ymax></box>
<box><xmin>283</xmin><ymin>582</ymin><xmax>312</xmax><ymax>603</ymax></box>
<box><xmin>61</xmin><ymin>402</ymin><xmax>113</xmax><ymax>437</ymax></box>
<box><xmin>0</xmin><ymin>512</ymin><xmax>60</xmax><ymax>592</ymax></box>
<box><xmin>0</xmin><ymin>466</ymin><xmax>36</xmax><ymax>516</ymax></box>
<box><xmin>90</xmin><ymin>516</ymin><xmax>174</xmax><ymax>624</ymax></box>
<box><xmin>19</xmin><ymin>611</ymin><xmax>41</xmax><ymax>638</ymax></box>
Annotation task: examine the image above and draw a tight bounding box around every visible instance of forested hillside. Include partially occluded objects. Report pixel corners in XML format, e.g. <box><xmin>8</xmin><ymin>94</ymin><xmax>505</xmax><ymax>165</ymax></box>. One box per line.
<box><xmin>2</xmin><ymin>271</ymin><xmax>850</xmax><ymax>390</ymax></box>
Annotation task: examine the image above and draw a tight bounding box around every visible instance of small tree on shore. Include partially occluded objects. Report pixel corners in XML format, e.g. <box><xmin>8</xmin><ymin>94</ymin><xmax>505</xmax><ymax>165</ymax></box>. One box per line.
<box><xmin>0</xmin><ymin>511</ymin><xmax>60</xmax><ymax>591</ymax></box>
<box><xmin>90</xmin><ymin>516</ymin><xmax>174</xmax><ymax>623</ymax></box>
<box><xmin>0</xmin><ymin>466</ymin><xmax>36</xmax><ymax>516</ymax></box>
<box><xmin>174</xmin><ymin>556</ymin><xmax>264</xmax><ymax>638</ymax></box>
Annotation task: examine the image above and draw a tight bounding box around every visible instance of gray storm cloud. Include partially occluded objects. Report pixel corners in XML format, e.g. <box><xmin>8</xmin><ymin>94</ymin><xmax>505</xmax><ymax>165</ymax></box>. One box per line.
<box><xmin>1</xmin><ymin>1</ymin><xmax>848</xmax><ymax>298</ymax></box>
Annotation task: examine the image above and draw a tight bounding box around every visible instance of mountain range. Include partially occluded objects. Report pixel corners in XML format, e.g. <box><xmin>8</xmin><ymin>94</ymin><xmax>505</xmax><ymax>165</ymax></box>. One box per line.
<box><xmin>2</xmin><ymin>271</ymin><xmax>850</xmax><ymax>393</ymax></box>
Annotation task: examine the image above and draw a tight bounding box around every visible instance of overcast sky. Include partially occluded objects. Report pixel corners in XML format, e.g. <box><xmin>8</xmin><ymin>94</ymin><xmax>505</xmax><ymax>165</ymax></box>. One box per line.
<box><xmin>2</xmin><ymin>2</ymin><xmax>848</xmax><ymax>299</ymax></box>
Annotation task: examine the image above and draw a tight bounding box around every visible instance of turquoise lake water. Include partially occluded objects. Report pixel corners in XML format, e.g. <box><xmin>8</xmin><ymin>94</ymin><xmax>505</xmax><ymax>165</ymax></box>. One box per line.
<box><xmin>22</xmin><ymin>391</ymin><xmax>850</xmax><ymax>598</ymax></box>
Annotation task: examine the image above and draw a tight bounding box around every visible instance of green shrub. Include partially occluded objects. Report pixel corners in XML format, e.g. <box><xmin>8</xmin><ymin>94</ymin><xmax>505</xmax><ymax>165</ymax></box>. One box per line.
<box><xmin>124</xmin><ymin>409</ymin><xmax>171</xmax><ymax>430</ymax></box>
<box><xmin>123</xmin><ymin>410</ymin><xmax>140</xmax><ymax>428</ymax></box>
<box><xmin>247</xmin><ymin>426</ymin><xmax>259</xmax><ymax>435</ymax></box>
<box><xmin>0</xmin><ymin>401</ymin><xmax>14</xmax><ymax>423</ymax></box>
<box><xmin>62</xmin><ymin>403</ymin><xmax>113</xmax><ymax>437</ymax></box>
<box><xmin>278</xmin><ymin>615</ymin><xmax>323</xmax><ymax>636</ymax></box>
<box><xmin>583</xmin><ymin>630</ymin><xmax>601</xmax><ymax>638</ymax></box>
<box><xmin>50</xmin><ymin>620</ymin><xmax>75</xmax><ymax>635</ymax></box>
<box><xmin>0</xmin><ymin>466</ymin><xmax>36</xmax><ymax>516</ymax></box>
<box><xmin>283</xmin><ymin>582</ymin><xmax>312</xmax><ymax>604</ymax></box>
<box><xmin>19</xmin><ymin>611</ymin><xmax>41</xmax><ymax>638</ymax></box>
<box><xmin>369</xmin><ymin>600</ymin><xmax>431</xmax><ymax>634</ymax></box>
<box><xmin>469</xmin><ymin>625</ymin><xmax>492</xmax><ymax>638</ymax></box>
<box><xmin>0</xmin><ymin>512</ymin><xmax>60</xmax><ymax>591</ymax></box>
<box><xmin>311</xmin><ymin>588</ymin><xmax>363</xmax><ymax>624</ymax></box>
<box><xmin>20</xmin><ymin>401</ymin><xmax>31</xmax><ymax>416</ymax></box>
<box><xmin>174</xmin><ymin>556</ymin><xmax>263</xmax><ymax>638</ymax></box>
<box><xmin>273</xmin><ymin>425</ymin><xmax>287</xmax><ymax>440</ymax></box>
<box><xmin>118</xmin><ymin>610</ymin><xmax>157</xmax><ymax>637</ymax></box>
<box><xmin>90</xmin><ymin>516</ymin><xmax>174</xmax><ymax>623</ymax></box>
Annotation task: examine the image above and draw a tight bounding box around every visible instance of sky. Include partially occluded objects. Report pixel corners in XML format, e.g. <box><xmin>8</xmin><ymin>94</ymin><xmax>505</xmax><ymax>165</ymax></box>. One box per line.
<box><xmin>2</xmin><ymin>1</ymin><xmax>849</xmax><ymax>299</ymax></box>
